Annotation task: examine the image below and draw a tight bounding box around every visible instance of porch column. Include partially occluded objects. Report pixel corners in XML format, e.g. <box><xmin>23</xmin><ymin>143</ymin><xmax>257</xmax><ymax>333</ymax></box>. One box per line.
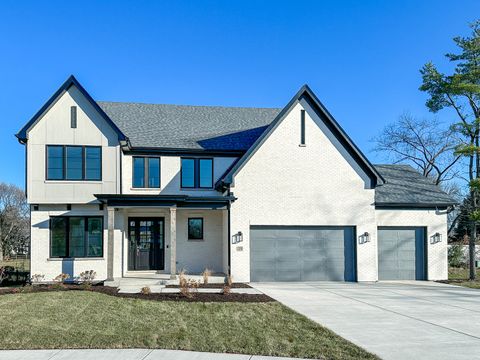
<box><xmin>107</xmin><ymin>206</ymin><xmax>115</xmax><ymax>281</ymax></box>
<box><xmin>170</xmin><ymin>207</ymin><xmax>177</xmax><ymax>279</ymax></box>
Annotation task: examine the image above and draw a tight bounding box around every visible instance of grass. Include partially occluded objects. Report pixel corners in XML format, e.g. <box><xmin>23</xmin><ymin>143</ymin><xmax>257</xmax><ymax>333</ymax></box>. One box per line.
<box><xmin>0</xmin><ymin>291</ymin><xmax>377</xmax><ymax>359</ymax></box>
<box><xmin>447</xmin><ymin>267</ymin><xmax>480</xmax><ymax>289</ymax></box>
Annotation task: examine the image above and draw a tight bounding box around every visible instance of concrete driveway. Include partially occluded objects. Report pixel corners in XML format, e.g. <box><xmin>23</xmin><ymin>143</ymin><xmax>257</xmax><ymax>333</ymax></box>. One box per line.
<box><xmin>251</xmin><ymin>281</ymin><xmax>480</xmax><ymax>360</ymax></box>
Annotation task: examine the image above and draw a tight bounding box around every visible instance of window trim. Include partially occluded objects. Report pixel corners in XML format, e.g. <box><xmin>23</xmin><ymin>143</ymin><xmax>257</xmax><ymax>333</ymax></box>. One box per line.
<box><xmin>180</xmin><ymin>157</ymin><xmax>214</xmax><ymax>189</ymax></box>
<box><xmin>46</xmin><ymin>145</ymin><xmax>102</xmax><ymax>181</ymax></box>
<box><xmin>49</xmin><ymin>216</ymin><xmax>104</xmax><ymax>259</ymax></box>
<box><xmin>132</xmin><ymin>156</ymin><xmax>161</xmax><ymax>189</ymax></box>
<box><xmin>188</xmin><ymin>217</ymin><xmax>204</xmax><ymax>240</ymax></box>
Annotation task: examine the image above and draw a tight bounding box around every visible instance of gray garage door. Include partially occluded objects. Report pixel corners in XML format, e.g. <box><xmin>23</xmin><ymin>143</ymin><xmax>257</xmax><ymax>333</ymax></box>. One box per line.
<box><xmin>250</xmin><ymin>226</ymin><xmax>356</xmax><ymax>282</ymax></box>
<box><xmin>378</xmin><ymin>227</ymin><xmax>426</xmax><ymax>280</ymax></box>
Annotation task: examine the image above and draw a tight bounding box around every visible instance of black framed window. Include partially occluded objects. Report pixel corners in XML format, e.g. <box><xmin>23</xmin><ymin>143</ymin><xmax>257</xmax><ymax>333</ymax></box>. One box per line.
<box><xmin>46</xmin><ymin>145</ymin><xmax>102</xmax><ymax>181</ymax></box>
<box><xmin>66</xmin><ymin>146</ymin><xmax>83</xmax><ymax>180</ymax></box>
<box><xmin>50</xmin><ymin>216</ymin><xmax>103</xmax><ymax>258</ymax></box>
<box><xmin>188</xmin><ymin>218</ymin><xmax>204</xmax><ymax>240</ymax></box>
<box><xmin>46</xmin><ymin>146</ymin><xmax>64</xmax><ymax>180</ymax></box>
<box><xmin>85</xmin><ymin>147</ymin><xmax>102</xmax><ymax>180</ymax></box>
<box><xmin>181</xmin><ymin>158</ymin><xmax>213</xmax><ymax>189</ymax></box>
<box><xmin>132</xmin><ymin>156</ymin><xmax>161</xmax><ymax>188</ymax></box>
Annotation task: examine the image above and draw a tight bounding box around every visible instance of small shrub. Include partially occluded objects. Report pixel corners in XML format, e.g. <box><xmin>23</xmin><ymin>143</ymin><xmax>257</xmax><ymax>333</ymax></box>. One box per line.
<box><xmin>178</xmin><ymin>268</ymin><xmax>188</xmax><ymax>288</ymax></box>
<box><xmin>79</xmin><ymin>270</ymin><xmax>96</xmax><ymax>284</ymax></box>
<box><xmin>31</xmin><ymin>274</ymin><xmax>45</xmax><ymax>284</ymax></box>
<box><xmin>202</xmin><ymin>268</ymin><xmax>212</xmax><ymax>284</ymax></box>
<box><xmin>53</xmin><ymin>273</ymin><xmax>70</xmax><ymax>288</ymax></box>
<box><xmin>141</xmin><ymin>286</ymin><xmax>151</xmax><ymax>295</ymax></box>
<box><xmin>222</xmin><ymin>284</ymin><xmax>231</xmax><ymax>296</ymax></box>
<box><xmin>449</xmin><ymin>244</ymin><xmax>466</xmax><ymax>268</ymax></box>
<box><xmin>180</xmin><ymin>279</ymin><xmax>199</xmax><ymax>299</ymax></box>
<box><xmin>225</xmin><ymin>274</ymin><xmax>233</xmax><ymax>287</ymax></box>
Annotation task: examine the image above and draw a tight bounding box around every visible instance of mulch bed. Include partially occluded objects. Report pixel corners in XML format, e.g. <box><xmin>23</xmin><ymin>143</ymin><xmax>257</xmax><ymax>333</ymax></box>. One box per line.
<box><xmin>0</xmin><ymin>284</ymin><xmax>273</xmax><ymax>303</ymax></box>
<box><xmin>166</xmin><ymin>283</ymin><xmax>251</xmax><ymax>289</ymax></box>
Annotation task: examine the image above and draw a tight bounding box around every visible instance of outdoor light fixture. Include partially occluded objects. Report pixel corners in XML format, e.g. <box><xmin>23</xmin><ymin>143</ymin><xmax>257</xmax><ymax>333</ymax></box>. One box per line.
<box><xmin>232</xmin><ymin>231</ymin><xmax>243</xmax><ymax>244</ymax></box>
<box><xmin>359</xmin><ymin>232</ymin><xmax>370</xmax><ymax>244</ymax></box>
<box><xmin>431</xmin><ymin>232</ymin><xmax>442</xmax><ymax>244</ymax></box>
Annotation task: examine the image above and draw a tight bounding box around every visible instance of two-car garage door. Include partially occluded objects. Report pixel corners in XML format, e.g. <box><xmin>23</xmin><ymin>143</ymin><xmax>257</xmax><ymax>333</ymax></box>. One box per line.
<box><xmin>250</xmin><ymin>226</ymin><xmax>356</xmax><ymax>282</ymax></box>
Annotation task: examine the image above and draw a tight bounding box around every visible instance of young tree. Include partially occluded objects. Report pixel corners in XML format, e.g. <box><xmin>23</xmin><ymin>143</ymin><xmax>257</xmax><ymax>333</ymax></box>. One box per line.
<box><xmin>420</xmin><ymin>20</ymin><xmax>480</xmax><ymax>280</ymax></box>
<box><xmin>0</xmin><ymin>183</ymin><xmax>29</xmax><ymax>262</ymax></box>
<box><xmin>374</xmin><ymin>113</ymin><xmax>461</xmax><ymax>185</ymax></box>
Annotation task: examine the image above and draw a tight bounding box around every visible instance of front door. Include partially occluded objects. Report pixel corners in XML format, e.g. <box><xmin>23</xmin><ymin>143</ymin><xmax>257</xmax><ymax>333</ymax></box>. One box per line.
<box><xmin>128</xmin><ymin>218</ymin><xmax>164</xmax><ymax>271</ymax></box>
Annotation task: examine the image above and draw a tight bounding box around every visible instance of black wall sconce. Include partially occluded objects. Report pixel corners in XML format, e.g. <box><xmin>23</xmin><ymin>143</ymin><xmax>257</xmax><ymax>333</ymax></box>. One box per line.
<box><xmin>359</xmin><ymin>232</ymin><xmax>370</xmax><ymax>244</ymax></box>
<box><xmin>431</xmin><ymin>232</ymin><xmax>442</xmax><ymax>244</ymax></box>
<box><xmin>232</xmin><ymin>231</ymin><xmax>243</xmax><ymax>244</ymax></box>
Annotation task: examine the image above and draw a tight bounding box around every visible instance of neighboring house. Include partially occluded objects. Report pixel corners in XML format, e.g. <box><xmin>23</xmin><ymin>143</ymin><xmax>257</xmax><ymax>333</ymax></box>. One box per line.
<box><xmin>16</xmin><ymin>76</ymin><xmax>457</xmax><ymax>283</ymax></box>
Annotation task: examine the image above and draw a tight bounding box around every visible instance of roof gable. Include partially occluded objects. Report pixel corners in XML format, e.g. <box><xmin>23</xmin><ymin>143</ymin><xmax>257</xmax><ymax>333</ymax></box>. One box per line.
<box><xmin>16</xmin><ymin>75</ymin><xmax>127</xmax><ymax>144</ymax></box>
<box><xmin>218</xmin><ymin>84</ymin><xmax>385</xmax><ymax>189</ymax></box>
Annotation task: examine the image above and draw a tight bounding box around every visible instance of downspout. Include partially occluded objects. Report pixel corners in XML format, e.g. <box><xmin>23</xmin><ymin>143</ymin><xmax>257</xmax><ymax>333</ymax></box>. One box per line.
<box><xmin>227</xmin><ymin>189</ymin><xmax>232</xmax><ymax>276</ymax></box>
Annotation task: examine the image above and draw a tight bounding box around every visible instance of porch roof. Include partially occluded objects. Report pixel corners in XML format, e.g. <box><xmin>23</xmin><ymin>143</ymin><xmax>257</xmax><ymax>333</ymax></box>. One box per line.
<box><xmin>94</xmin><ymin>194</ymin><xmax>235</xmax><ymax>209</ymax></box>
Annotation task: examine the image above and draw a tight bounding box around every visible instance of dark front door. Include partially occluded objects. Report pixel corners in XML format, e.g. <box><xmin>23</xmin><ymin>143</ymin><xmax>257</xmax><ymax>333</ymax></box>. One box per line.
<box><xmin>128</xmin><ymin>218</ymin><xmax>164</xmax><ymax>271</ymax></box>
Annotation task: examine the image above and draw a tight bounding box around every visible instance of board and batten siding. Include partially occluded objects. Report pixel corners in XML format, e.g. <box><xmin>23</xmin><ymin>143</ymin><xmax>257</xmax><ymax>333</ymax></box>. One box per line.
<box><xmin>26</xmin><ymin>85</ymin><xmax>120</xmax><ymax>204</ymax></box>
<box><xmin>229</xmin><ymin>100</ymin><xmax>377</xmax><ymax>282</ymax></box>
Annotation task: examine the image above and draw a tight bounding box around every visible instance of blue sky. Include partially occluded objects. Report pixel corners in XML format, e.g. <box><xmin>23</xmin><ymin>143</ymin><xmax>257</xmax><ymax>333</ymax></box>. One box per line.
<box><xmin>0</xmin><ymin>0</ymin><xmax>478</xmax><ymax>187</ymax></box>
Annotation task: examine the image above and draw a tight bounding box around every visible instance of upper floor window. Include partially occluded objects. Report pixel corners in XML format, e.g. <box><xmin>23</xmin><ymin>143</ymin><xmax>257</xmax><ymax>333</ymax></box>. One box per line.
<box><xmin>133</xmin><ymin>156</ymin><xmax>161</xmax><ymax>188</ymax></box>
<box><xmin>46</xmin><ymin>145</ymin><xmax>101</xmax><ymax>181</ymax></box>
<box><xmin>181</xmin><ymin>158</ymin><xmax>213</xmax><ymax>189</ymax></box>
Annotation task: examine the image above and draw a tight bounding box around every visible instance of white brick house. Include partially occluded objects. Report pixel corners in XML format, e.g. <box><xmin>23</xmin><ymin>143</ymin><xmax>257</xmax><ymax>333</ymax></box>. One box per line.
<box><xmin>16</xmin><ymin>76</ymin><xmax>456</xmax><ymax>283</ymax></box>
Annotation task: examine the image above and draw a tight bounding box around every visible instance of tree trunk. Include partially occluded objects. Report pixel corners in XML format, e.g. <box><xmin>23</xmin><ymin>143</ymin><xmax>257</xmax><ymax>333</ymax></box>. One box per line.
<box><xmin>470</xmin><ymin>223</ymin><xmax>477</xmax><ymax>280</ymax></box>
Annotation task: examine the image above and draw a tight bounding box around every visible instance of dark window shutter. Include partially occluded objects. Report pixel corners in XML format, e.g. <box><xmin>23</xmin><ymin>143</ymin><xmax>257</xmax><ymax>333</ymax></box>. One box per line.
<box><xmin>300</xmin><ymin>109</ymin><xmax>306</xmax><ymax>145</ymax></box>
<box><xmin>71</xmin><ymin>106</ymin><xmax>77</xmax><ymax>128</ymax></box>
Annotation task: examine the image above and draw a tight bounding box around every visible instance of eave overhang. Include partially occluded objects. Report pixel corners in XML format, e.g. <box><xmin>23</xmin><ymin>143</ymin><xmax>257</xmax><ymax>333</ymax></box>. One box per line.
<box><xmin>374</xmin><ymin>202</ymin><xmax>458</xmax><ymax>210</ymax></box>
<box><xmin>94</xmin><ymin>194</ymin><xmax>236</xmax><ymax>209</ymax></box>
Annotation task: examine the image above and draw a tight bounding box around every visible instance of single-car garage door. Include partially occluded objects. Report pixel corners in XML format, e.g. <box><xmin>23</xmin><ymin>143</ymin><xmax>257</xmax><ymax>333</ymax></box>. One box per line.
<box><xmin>378</xmin><ymin>227</ymin><xmax>426</xmax><ymax>280</ymax></box>
<box><xmin>250</xmin><ymin>226</ymin><xmax>356</xmax><ymax>282</ymax></box>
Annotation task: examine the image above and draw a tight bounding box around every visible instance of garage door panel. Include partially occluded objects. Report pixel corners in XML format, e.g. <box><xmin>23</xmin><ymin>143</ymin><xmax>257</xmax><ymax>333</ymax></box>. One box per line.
<box><xmin>378</xmin><ymin>227</ymin><xmax>425</xmax><ymax>280</ymax></box>
<box><xmin>250</xmin><ymin>226</ymin><xmax>356</xmax><ymax>282</ymax></box>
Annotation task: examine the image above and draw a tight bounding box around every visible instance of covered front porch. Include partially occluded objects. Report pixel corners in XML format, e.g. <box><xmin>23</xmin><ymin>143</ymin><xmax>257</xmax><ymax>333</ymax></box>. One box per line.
<box><xmin>96</xmin><ymin>194</ymin><xmax>233</xmax><ymax>281</ymax></box>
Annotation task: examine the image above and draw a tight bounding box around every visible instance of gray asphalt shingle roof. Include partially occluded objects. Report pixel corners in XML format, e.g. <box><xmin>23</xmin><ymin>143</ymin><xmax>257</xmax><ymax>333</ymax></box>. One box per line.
<box><xmin>374</xmin><ymin>164</ymin><xmax>457</xmax><ymax>206</ymax></box>
<box><xmin>97</xmin><ymin>101</ymin><xmax>281</xmax><ymax>150</ymax></box>
<box><xmin>97</xmin><ymin>100</ymin><xmax>455</xmax><ymax>207</ymax></box>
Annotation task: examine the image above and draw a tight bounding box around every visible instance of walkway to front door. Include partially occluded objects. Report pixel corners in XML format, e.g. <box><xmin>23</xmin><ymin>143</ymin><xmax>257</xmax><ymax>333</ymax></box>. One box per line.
<box><xmin>251</xmin><ymin>281</ymin><xmax>480</xmax><ymax>360</ymax></box>
<box><xmin>128</xmin><ymin>218</ymin><xmax>165</xmax><ymax>271</ymax></box>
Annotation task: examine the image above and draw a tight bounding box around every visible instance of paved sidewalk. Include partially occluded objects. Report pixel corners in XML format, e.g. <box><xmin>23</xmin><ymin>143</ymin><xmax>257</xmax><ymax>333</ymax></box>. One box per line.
<box><xmin>0</xmin><ymin>349</ymin><xmax>311</xmax><ymax>360</ymax></box>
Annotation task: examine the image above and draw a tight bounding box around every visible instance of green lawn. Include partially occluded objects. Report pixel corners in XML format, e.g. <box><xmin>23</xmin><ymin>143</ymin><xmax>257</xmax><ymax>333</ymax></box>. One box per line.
<box><xmin>0</xmin><ymin>291</ymin><xmax>377</xmax><ymax>359</ymax></box>
<box><xmin>447</xmin><ymin>267</ymin><xmax>480</xmax><ymax>289</ymax></box>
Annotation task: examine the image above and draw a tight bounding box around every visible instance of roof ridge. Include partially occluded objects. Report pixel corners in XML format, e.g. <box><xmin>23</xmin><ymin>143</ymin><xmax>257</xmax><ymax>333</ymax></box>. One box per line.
<box><xmin>97</xmin><ymin>100</ymin><xmax>282</xmax><ymax>111</ymax></box>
